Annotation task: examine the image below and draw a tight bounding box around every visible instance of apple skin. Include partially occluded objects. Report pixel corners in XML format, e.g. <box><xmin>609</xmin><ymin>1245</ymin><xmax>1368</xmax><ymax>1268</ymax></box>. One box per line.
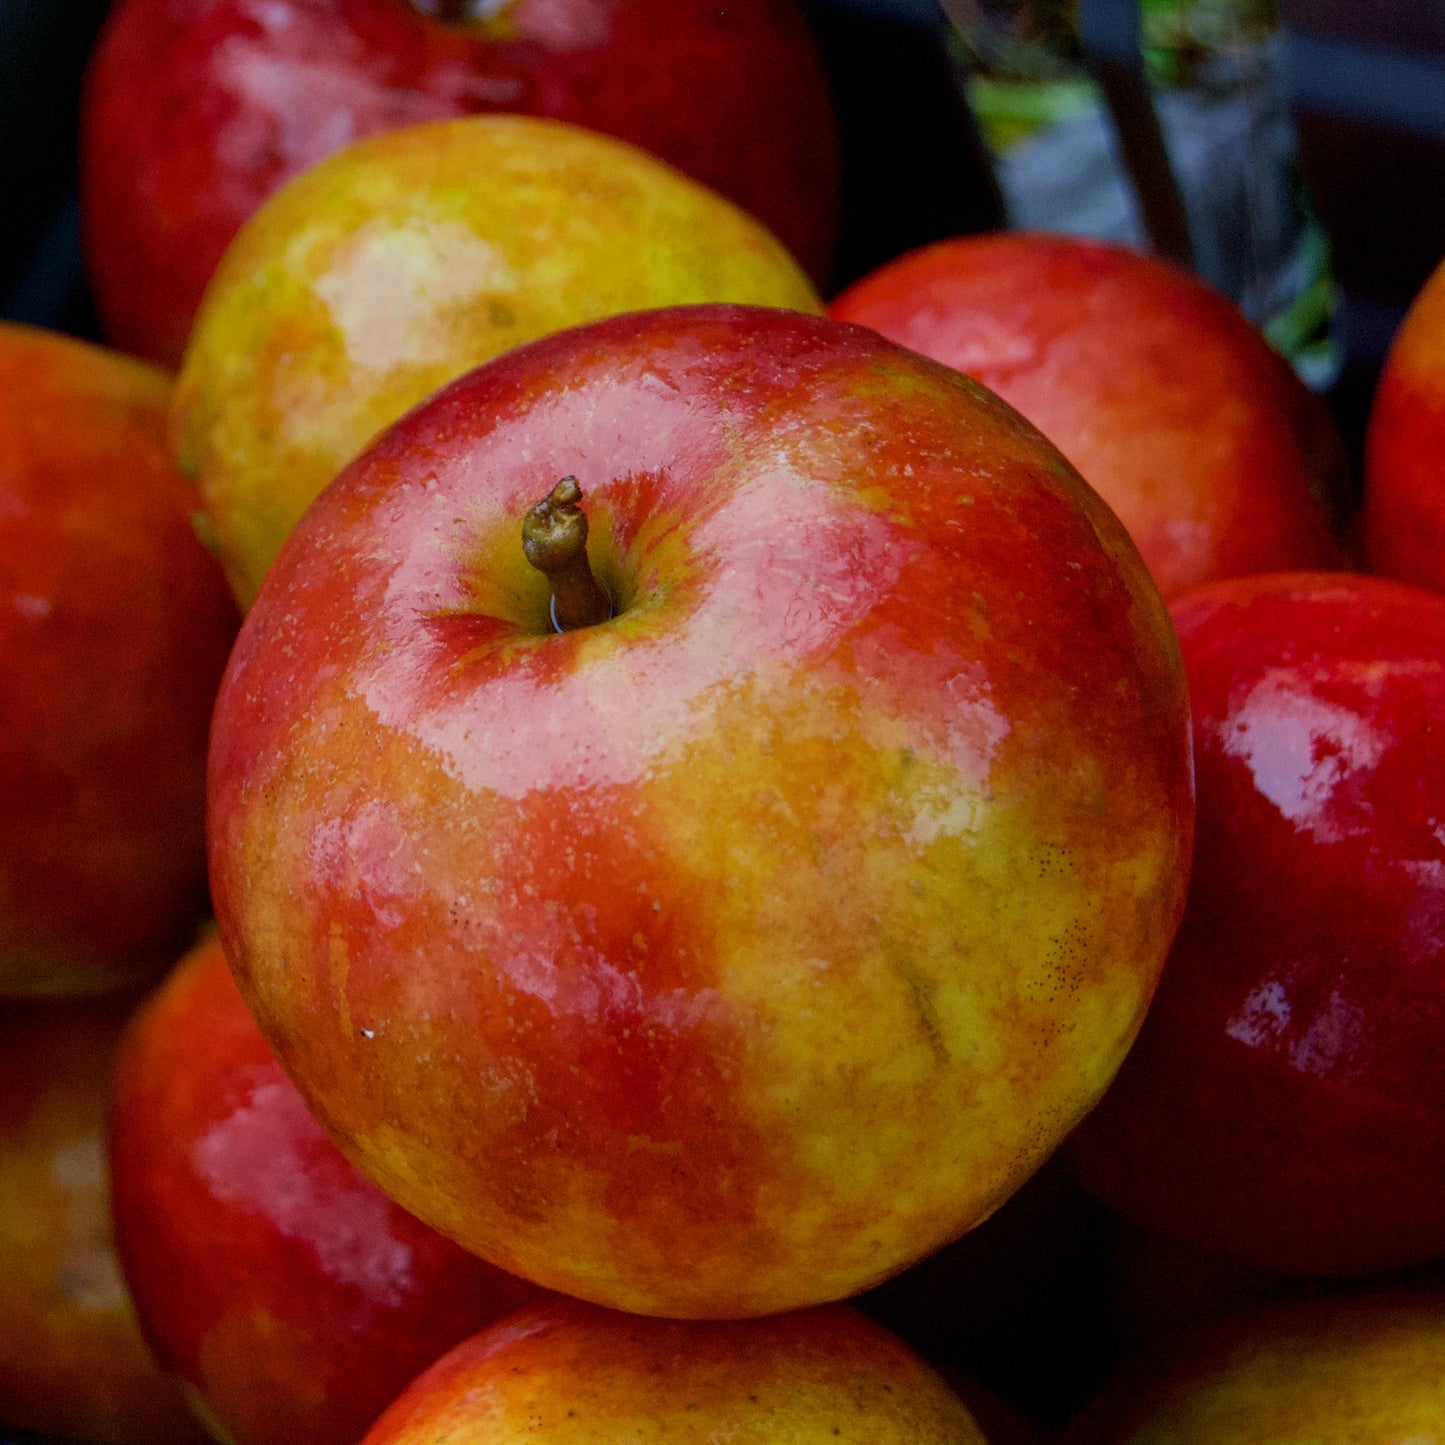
<box><xmin>108</xmin><ymin>932</ymin><xmax>546</xmax><ymax>1445</ymax></box>
<box><xmin>207</xmin><ymin>303</ymin><xmax>1194</xmax><ymax>1318</ymax></box>
<box><xmin>1066</xmin><ymin>1288</ymin><xmax>1445</xmax><ymax>1444</ymax></box>
<box><xmin>1362</xmin><ymin>256</ymin><xmax>1445</xmax><ymax>593</ymax></box>
<box><xmin>0</xmin><ymin>323</ymin><xmax>239</xmax><ymax>998</ymax></box>
<box><xmin>170</xmin><ymin>112</ymin><xmax>825</xmax><ymax>610</ymax></box>
<box><xmin>829</xmin><ymin>232</ymin><xmax>1346</xmax><ymax>602</ymax></box>
<box><xmin>80</xmin><ymin>0</ymin><xmax>841</xmax><ymax>369</ymax></box>
<box><xmin>1068</xmin><ymin>571</ymin><xmax>1445</xmax><ymax>1277</ymax></box>
<box><xmin>361</xmin><ymin>1296</ymin><xmax>988</xmax><ymax>1444</ymax></box>
<box><xmin>0</xmin><ymin>993</ymin><xmax>207</xmax><ymax>1443</ymax></box>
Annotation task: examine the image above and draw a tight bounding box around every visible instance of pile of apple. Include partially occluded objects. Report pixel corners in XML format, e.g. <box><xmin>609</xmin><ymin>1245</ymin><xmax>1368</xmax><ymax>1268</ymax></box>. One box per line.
<box><xmin>4</xmin><ymin>2</ymin><xmax>1445</xmax><ymax>1442</ymax></box>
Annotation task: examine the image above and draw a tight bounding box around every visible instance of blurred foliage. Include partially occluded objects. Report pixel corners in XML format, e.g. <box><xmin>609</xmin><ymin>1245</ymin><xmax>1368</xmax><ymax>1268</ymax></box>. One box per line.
<box><xmin>1142</xmin><ymin>0</ymin><xmax>1278</xmax><ymax>89</ymax></box>
<box><xmin>948</xmin><ymin>0</ymin><xmax>1282</xmax><ymax>104</ymax></box>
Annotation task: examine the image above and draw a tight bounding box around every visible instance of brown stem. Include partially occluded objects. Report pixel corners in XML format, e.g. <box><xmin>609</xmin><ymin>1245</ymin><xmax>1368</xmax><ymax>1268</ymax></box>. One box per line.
<box><xmin>409</xmin><ymin>0</ymin><xmax>468</xmax><ymax>20</ymax></box>
<box><xmin>521</xmin><ymin>477</ymin><xmax>612</xmax><ymax>632</ymax></box>
<box><xmin>408</xmin><ymin>0</ymin><xmax>509</xmax><ymax>25</ymax></box>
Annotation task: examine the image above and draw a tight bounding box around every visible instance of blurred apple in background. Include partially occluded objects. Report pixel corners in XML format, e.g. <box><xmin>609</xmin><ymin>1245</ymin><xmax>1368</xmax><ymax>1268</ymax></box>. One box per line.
<box><xmin>1069</xmin><ymin>571</ymin><xmax>1445</xmax><ymax>1277</ymax></box>
<box><xmin>361</xmin><ymin>1296</ymin><xmax>989</xmax><ymax>1444</ymax></box>
<box><xmin>109</xmin><ymin>932</ymin><xmax>544</xmax><ymax>1445</ymax></box>
<box><xmin>79</xmin><ymin>0</ymin><xmax>842</xmax><ymax>368</ymax></box>
<box><xmin>0</xmin><ymin>994</ymin><xmax>205</xmax><ymax>1442</ymax></box>
<box><xmin>0</xmin><ymin>323</ymin><xmax>238</xmax><ymax>998</ymax></box>
<box><xmin>1362</xmin><ymin>254</ymin><xmax>1445</xmax><ymax>593</ymax></box>
<box><xmin>1066</xmin><ymin>1287</ymin><xmax>1445</xmax><ymax>1444</ymax></box>
<box><xmin>829</xmin><ymin>232</ymin><xmax>1347</xmax><ymax>600</ymax></box>
<box><xmin>208</xmin><ymin>303</ymin><xmax>1193</xmax><ymax>1319</ymax></box>
<box><xmin>170</xmin><ymin>113</ymin><xmax>824</xmax><ymax>609</ymax></box>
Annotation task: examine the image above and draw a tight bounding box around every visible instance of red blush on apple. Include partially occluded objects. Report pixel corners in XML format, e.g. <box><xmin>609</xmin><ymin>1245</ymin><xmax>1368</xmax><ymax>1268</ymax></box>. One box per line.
<box><xmin>829</xmin><ymin>232</ymin><xmax>1346</xmax><ymax>601</ymax></box>
<box><xmin>80</xmin><ymin>0</ymin><xmax>841</xmax><ymax>366</ymax></box>
<box><xmin>109</xmin><ymin>932</ymin><xmax>545</xmax><ymax>1445</ymax></box>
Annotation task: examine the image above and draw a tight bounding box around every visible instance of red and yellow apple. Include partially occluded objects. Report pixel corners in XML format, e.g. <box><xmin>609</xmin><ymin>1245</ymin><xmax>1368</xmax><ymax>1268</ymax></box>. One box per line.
<box><xmin>80</xmin><ymin>0</ymin><xmax>841</xmax><ymax>368</ymax></box>
<box><xmin>362</xmin><ymin>1296</ymin><xmax>988</xmax><ymax>1444</ymax></box>
<box><xmin>1069</xmin><ymin>571</ymin><xmax>1445</xmax><ymax>1276</ymax></box>
<box><xmin>109</xmin><ymin>931</ymin><xmax>545</xmax><ymax>1445</ymax></box>
<box><xmin>170</xmin><ymin>113</ymin><xmax>824</xmax><ymax>608</ymax></box>
<box><xmin>0</xmin><ymin>993</ymin><xmax>205</xmax><ymax>1442</ymax></box>
<box><xmin>1362</xmin><ymin>254</ymin><xmax>1445</xmax><ymax>592</ymax></box>
<box><xmin>208</xmin><ymin>303</ymin><xmax>1194</xmax><ymax>1318</ymax></box>
<box><xmin>1068</xmin><ymin>1288</ymin><xmax>1445</xmax><ymax>1443</ymax></box>
<box><xmin>829</xmin><ymin>232</ymin><xmax>1346</xmax><ymax>601</ymax></box>
<box><xmin>0</xmin><ymin>323</ymin><xmax>238</xmax><ymax>997</ymax></box>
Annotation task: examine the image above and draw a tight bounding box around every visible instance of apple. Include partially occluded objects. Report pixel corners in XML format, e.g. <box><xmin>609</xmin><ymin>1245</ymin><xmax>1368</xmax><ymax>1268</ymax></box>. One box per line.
<box><xmin>828</xmin><ymin>232</ymin><xmax>1347</xmax><ymax>601</ymax></box>
<box><xmin>1068</xmin><ymin>570</ymin><xmax>1445</xmax><ymax>1277</ymax></box>
<box><xmin>169</xmin><ymin>112</ymin><xmax>825</xmax><ymax>609</ymax></box>
<box><xmin>108</xmin><ymin>931</ymin><xmax>546</xmax><ymax>1445</ymax></box>
<box><xmin>1066</xmin><ymin>1288</ymin><xmax>1445</xmax><ymax>1443</ymax></box>
<box><xmin>79</xmin><ymin>0</ymin><xmax>841</xmax><ymax>369</ymax></box>
<box><xmin>0</xmin><ymin>322</ymin><xmax>239</xmax><ymax>998</ymax></box>
<box><xmin>207</xmin><ymin>303</ymin><xmax>1195</xmax><ymax>1318</ymax></box>
<box><xmin>361</xmin><ymin>1295</ymin><xmax>988</xmax><ymax>1444</ymax></box>
<box><xmin>1362</xmin><ymin>255</ymin><xmax>1445</xmax><ymax>593</ymax></box>
<box><xmin>0</xmin><ymin>992</ymin><xmax>206</xmax><ymax>1442</ymax></box>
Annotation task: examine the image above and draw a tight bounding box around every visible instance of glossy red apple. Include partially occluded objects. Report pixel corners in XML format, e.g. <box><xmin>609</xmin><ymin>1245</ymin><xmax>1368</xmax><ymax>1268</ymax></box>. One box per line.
<box><xmin>79</xmin><ymin>0</ymin><xmax>841</xmax><ymax>367</ymax></box>
<box><xmin>0</xmin><ymin>323</ymin><xmax>239</xmax><ymax>997</ymax></box>
<box><xmin>1362</xmin><ymin>255</ymin><xmax>1445</xmax><ymax>593</ymax></box>
<box><xmin>1068</xmin><ymin>571</ymin><xmax>1445</xmax><ymax>1276</ymax></box>
<box><xmin>208</xmin><ymin>303</ymin><xmax>1194</xmax><ymax>1319</ymax></box>
<box><xmin>829</xmin><ymin>232</ymin><xmax>1346</xmax><ymax>601</ymax></box>
<box><xmin>0</xmin><ymin>993</ymin><xmax>205</xmax><ymax>1442</ymax></box>
<box><xmin>362</xmin><ymin>1296</ymin><xmax>988</xmax><ymax>1444</ymax></box>
<box><xmin>109</xmin><ymin>931</ymin><xmax>543</xmax><ymax>1445</ymax></box>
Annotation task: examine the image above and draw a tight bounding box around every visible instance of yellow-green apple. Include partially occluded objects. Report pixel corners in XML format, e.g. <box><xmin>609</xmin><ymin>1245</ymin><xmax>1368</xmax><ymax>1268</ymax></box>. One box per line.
<box><xmin>1069</xmin><ymin>571</ymin><xmax>1445</xmax><ymax>1276</ymax></box>
<box><xmin>80</xmin><ymin>0</ymin><xmax>841</xmax><ymax>368</ymax></box>
<box><xmin>0</xmin><ymin>993</ymin><xmax>206</xmax><ymax>1442</ymax></box>
<box><xmin>361</xmin><ymin>1296</ymin><xmax>988</xmax><ymax>1444</ymax></box>
<box><xmin>170</xmin><ymin>113</ymin><xmax>824</xmax><ymax>609</ymax></box>
<box><xmin>0</xmin><ymin>323</ymin><xmax>239</xmax><ymax>998</ymax></box>
<box><xmin>109</xmin><ymin>931</ymin><xmax>545</xmax><ymax>1445</ymax></box>
<box><xmin>829</xmin><ymin>232</ymin><xmax>1347</xmax><ymax>601</ymax></box>
<box><xmin>1067</xmin><ymin>1288</ymin><xmax>1445</xmax><ymax>1444</ymax></box>
<box><xmin>207</xmin><ymin>303</ymin><xmax>1195</xmax><ymax>1318</ymax></box>
<box><xmin>1362</xmin><ymin>254</ymin><xmax>1445</xmax><ymax>592</ymax></box>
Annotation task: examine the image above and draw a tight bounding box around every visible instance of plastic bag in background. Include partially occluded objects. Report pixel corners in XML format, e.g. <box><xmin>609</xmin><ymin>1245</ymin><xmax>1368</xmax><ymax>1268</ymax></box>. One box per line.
<box><xmin>942</xmin><ymin>0</ymin><xmax>1338</xmax><ymax>386</ymax></box>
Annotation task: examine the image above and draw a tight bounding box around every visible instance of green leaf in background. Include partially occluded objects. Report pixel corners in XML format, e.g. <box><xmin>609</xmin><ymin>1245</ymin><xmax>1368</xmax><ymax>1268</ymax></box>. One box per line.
<box><xmin>964</xmin><ymin>74</ymin><xmax>1099</xmax><ymax>152</ymax></box>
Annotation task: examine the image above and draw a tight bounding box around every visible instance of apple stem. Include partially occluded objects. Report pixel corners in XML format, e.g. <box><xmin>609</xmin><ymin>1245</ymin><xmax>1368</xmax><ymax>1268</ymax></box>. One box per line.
<box><xmin>410</xmin><ymin>0</ymin><xmax>468</xmax><ymax>20</ymax></box>
<box><xmin>521</xmin><ymin>477</ymin><xmax>613</xmax><ymax>632</ymax></box>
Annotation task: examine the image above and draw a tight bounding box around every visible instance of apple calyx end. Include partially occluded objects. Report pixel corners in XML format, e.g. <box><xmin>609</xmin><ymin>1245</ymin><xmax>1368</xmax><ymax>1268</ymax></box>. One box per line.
<box><xmin>521</xmin><ymin>476</ymin><xmax>613</xmax><ymax>632</ymax></box>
